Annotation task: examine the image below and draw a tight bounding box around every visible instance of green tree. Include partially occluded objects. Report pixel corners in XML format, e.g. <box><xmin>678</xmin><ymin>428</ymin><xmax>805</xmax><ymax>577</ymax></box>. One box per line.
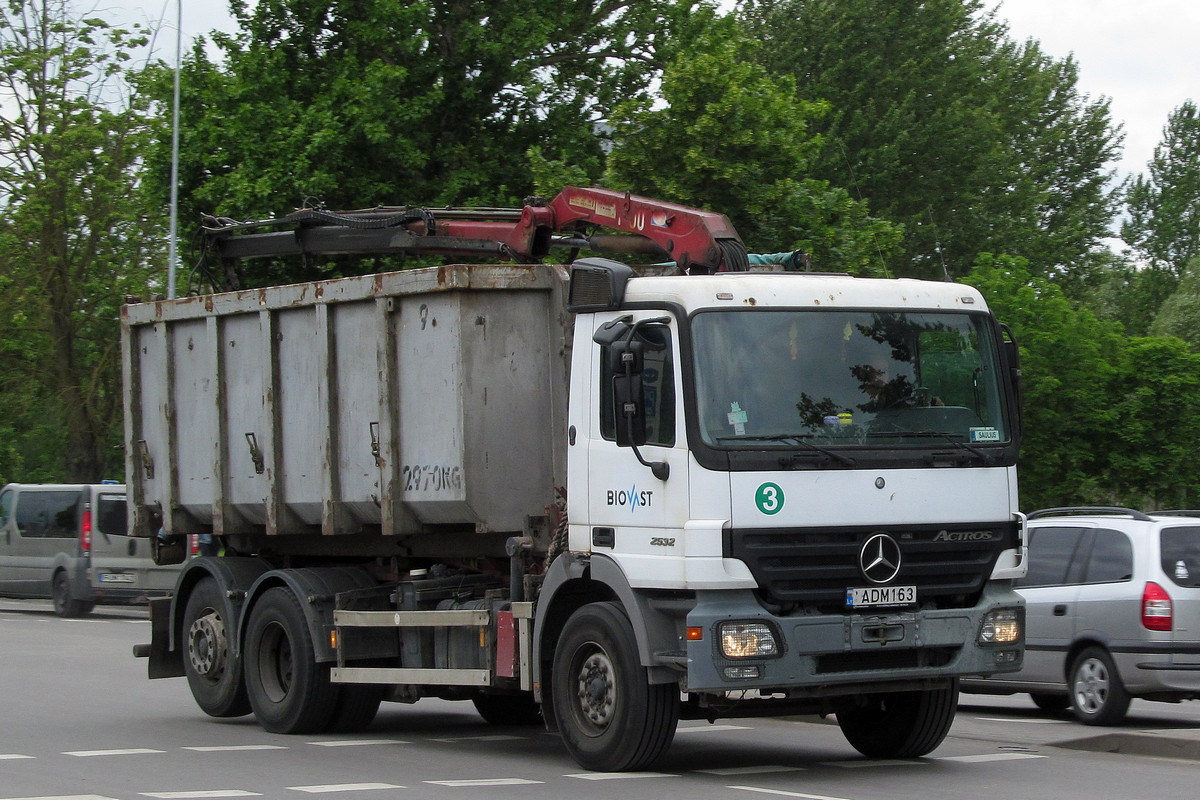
<box><xmin>964</xmin><ymin>254</ymin><xmax>1124</xmax><ymax>510</ymax></box>
<box><xmin>0</xmin><ymin>1</ymin><xmax>160</xmax><ymax>482</ymax></box>
<box><xmin>741</xmin><ymin>0</ymin><xmax>1122</xmax><ymax>281</ymax></box>
<box><xmin>1149</xmin><ymin>256</ymin><xmax>1200</xmax><ymax>348</ymax></box>
<box><xmin>1107</xmin><ymin>336</ymin><xmax>1200</xmax><ymax>509</ymax></box>
<box><xmin>1123</xmin><ymin>100</ymin><xmax>1200</xmax><ymax>296</ymax></box>
<box><xmin>604</xmin><ymin>15</ymin><xmax>900</xmax><ymax>271</ymax></box>
<box><xmin>142</xmin><ymin>0</ymin><xmax>712</xmax><ymax>289</ymax></box>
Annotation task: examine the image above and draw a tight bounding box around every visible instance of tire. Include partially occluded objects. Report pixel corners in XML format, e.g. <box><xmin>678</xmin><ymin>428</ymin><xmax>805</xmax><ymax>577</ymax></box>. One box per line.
<box><xmin>1069</xmin><ymin>647</ymin><xmax>1130</xmax><ymax>725</ymax></box>
<box><xmin>1030</xmin><ymin>692</ymin><xmax>1069</xmax><ymax>713</ymax></box>
<box><xmin>836</xmin><ymin>680</ymin><xmax>959</xmax><ymax>759</ymax></box>
<box><xmin>551</xmin><ymin>602</ymin><xmax>678</xmax><ymax>772</ymax></box>
<box><xmin>472</xmin><ymin>691</ymin><xmax>543</xmax><ymax>726</ymax></box>
<box><xmin>52</xmin><ymin>571</ymin><xmax>89</xmax><ymax>618</ymax></box>
<box><xmin>182</xmin><ymin>577</ymin><xmax>251</xmax><ymax>717</ymax></box>
<box><xmin>327</xmin><ymin>684</ymin><xmax>385</xmax><ymax>733</ymax></box>
<box><xmin>244</xmin><ymin>586</ymin><xmax>339</xmax><ymax>734</ymax></box>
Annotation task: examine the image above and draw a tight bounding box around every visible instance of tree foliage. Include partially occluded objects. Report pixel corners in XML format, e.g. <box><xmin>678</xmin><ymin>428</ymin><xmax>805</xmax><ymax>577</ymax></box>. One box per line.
<box><xmin>1123</xmin><ymin>101</ymin><xmax>1200</xmax><ymax>278</ymax></box>
<box><xmin>0</xmin><ymin>0</ymin><xmax>160</xmax><ymax>483</ymax></box>
<box><xmin>603</xmin><ymin>14</ymin><xmax>900</xmax><ymax>270</ymax></box>
<box><xmin>740</xmin><ymin>0</ymin><xmax>1123</xmax><ymax>281</ymax></box>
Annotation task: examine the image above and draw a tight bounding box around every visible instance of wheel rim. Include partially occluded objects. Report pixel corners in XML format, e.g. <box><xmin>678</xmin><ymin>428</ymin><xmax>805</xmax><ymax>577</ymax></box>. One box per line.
<box><xmin>187</xmin><ymin>609</ymin><xmax>227</xmax><ymax>681</ymax></box>
<box><xmin>572</xmin><ymin>644</ymin><xmax>617</xmax><ymax>734</ymax></box>
<box><xmin>1073</xmin><ymin>657</ymin><xmax>1109</xmax><ymax>714</ymax></box>
<box><xmin>257</xmin><ymin>621</ymin><xmax>294</xmax><ymax>704</ymax></box>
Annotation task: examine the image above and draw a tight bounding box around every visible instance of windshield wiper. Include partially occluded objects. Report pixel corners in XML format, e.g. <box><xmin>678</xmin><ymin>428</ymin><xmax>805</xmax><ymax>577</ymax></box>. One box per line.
<box><xmin>870</xmin><ymin>430</ymin><xmax>995</xmax><ymax>465</ymax></box>
<box><xmin>715</xmin><ymin>434</ymin><xmax>858</xmax><ymax>468</ymax></box>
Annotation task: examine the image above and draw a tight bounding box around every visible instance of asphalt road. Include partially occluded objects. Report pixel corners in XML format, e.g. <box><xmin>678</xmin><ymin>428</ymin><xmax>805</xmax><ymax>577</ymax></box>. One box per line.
<box><xmin>3</xmin><ymin>598</ymin><xmax>1200</xmax><ymax>800</ymax></box>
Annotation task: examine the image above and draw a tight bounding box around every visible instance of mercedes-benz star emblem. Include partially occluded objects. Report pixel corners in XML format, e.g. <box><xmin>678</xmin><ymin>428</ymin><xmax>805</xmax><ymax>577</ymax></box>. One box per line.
<box><xmin>859</xmin><ymin>533</ymin><xmax>902</xmax><ymax>584</ymax></box>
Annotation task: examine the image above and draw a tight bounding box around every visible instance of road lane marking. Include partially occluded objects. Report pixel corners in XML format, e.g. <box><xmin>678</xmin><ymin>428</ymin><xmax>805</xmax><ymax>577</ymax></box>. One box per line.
<box><xmin>0</xmin><ymin>796</ymin><xmax>120</xmax><ymax>800</ymax></box>
<box><xmin>729</xmin><ymin>787</ymin><xmax>851</xmax><ymax>800</ymax></box>
<box><xmin>183</xmin><ymin>745</ymin><xmax>287</xmax><ymax>752</ymax></box>
<box><xmin>306</xmin><ymin>740</ymin><xmax>410</xmax><ymax>747</ymax></box>
<box><xmin>288</xmin><ymin>785</ymin><xmax>404</xmax><ymax>793</ymax></box>
<box><xmin>699</xmin><ymin>766</ymin><xmax>805</xmax><ymax>775</ymax></box>
<box><xmin>939</xmin><ymin>752</ymin><xmax>1048</xmax><ymax>762</ymax></box>
<box><xmin>424</xmin><ymin>779</ymin><xmax>542</xmax><ymax>787</ymax></box>
<box><xmin>65</xmin><ymin>748</ymin><xmax>165</xmax><ymax>757</ymax></box>
<box><xmin>140</xmin><ymin>793</ymin><xmax>262</xmax><ymax>799</ymax></box>
<box><xmin>975</xmin><ymin>717</ymin><xmax>1069</xmax><ymax>725</ymax></box>
<box><xmin>566</xmin><ymin>772</ymin><xmax>678</xmax><ymax>780</ymax></box>
<box><xmin>0</xmin><ymin>753</ymin><xmax>35</xmax><ymax>759</ymax></box>
<box><xmin>429</xmin><ymin>735</ymin><xmax>523</xmax><ymax>743</ymax></box>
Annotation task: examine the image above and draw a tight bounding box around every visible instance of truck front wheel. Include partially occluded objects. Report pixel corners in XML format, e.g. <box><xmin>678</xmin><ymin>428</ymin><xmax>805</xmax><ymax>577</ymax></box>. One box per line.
<box><xmin>551</xmin><ymin>602</ymin><xmax>678</xmax><ymax>771</ymax></box>
<box><xmin>836</xmin><ymin>680</ymin><xmax>958</xmax><ymax>759</ymax></box>
<box><xmin>182</xmin><ymin>577</ymin><xmax>250</xmax><ymax>717</ymax></box>
<box><xmin>244</xmin><ymin>586</ymin><xmax>338</xmax><ymax>734</ymax></box>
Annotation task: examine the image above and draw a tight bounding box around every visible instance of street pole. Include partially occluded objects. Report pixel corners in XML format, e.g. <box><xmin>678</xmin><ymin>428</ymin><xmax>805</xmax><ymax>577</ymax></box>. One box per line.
<box><xmin>167</xmin><ymin>0</ymin><xmax>182</xmax><ymax>299</ymax></box>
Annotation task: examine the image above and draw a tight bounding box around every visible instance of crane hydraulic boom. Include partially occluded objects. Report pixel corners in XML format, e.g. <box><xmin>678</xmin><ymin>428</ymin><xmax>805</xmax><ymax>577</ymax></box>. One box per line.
<box><xmin>200</xmin><ymin>186</ymin><xmax>748</xmax><ymax>278</ymax></box>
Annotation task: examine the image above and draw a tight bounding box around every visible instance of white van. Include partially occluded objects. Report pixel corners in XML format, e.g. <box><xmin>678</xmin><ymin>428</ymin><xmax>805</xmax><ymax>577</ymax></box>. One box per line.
<box><xmin>0</xmin><ymin>483</ymin><xmax>181</xmax><ymax>616</ymax></box>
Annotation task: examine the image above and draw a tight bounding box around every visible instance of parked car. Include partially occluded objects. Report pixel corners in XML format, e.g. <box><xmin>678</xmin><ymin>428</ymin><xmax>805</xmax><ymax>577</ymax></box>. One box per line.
<box><xmin>962</xmin><ymin>507</ymin><xmax>1200</xmax><ymax>724</ymax></box>
<box><xmin>0</xmin><ymin>483</ymin><xmax>181</xmax><ymax>617</ymax></box>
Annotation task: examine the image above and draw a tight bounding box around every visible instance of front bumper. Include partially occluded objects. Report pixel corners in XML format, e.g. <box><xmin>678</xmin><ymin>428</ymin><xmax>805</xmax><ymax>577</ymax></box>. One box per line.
<box><xmin>684</xmin><ymin>583</ymin><xmax>1024</xmax><ymax>694</ymax></box>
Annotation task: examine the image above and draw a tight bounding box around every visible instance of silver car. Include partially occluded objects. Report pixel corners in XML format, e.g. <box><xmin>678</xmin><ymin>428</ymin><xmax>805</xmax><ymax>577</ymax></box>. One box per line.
<box><xmin>962</xmin><ymin>507</ymin><xmax>1200</xmax><ymax>724</ymax></box>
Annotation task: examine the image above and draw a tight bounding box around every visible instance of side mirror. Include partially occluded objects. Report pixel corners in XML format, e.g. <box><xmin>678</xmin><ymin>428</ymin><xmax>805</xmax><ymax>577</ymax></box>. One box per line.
<box><xmin>611</xmin><ymin>339</ymin><xmax>648</xmax><ymax>448</ymax></box>
<box><xmin>595</xmin><ymin>317</ymin><xmax>671</xmax><ymax>480</ymax></box>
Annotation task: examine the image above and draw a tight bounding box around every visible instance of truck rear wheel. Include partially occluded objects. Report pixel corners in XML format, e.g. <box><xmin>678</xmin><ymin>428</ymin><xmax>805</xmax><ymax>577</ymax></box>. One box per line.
<box><xmin>244</xmin><ymin>586</ymin><xmax>338</xmax><ymax>734</ymax></box>
<box><xmin>471</xmin><ymin>691</ymin><xmax>543</xmax><ymax>726</ymax></box>
<box><xmin>836</xmin><ymin>680</ymin><xmax>958</xmax><ymax>759</ymax></box>
<box><xmin>551</xmin><ymin>602</ymin><xmax>678</xmax><ymax>772</ymax></box>
<box><xmin>182</xmin><ymin>577</ymin><xmax>250</xmax><ymax>717</ymax></box>
<box><xmin>327</xmin><ymin>684</ymin><xmax>385</xmax><ymax>733</ymax></box>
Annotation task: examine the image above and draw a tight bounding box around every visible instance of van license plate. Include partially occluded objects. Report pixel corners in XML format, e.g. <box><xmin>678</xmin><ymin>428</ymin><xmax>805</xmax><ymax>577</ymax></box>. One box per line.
<box><xmin>846</xmin><ymin>585</ymin><xmax>916</xmax><ymax>608</ymax></box>
<box><xmin>99</xmin><ymin>573</ymin><xmax>135</xmax><ymax>583</ymax></box>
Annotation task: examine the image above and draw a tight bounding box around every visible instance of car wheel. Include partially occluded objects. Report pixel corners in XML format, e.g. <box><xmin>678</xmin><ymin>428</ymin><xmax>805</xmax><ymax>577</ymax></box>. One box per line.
<box><xmin>182</xmin><ymin>577</ymin><xmax>251</xmax><ymax>717</ymax></box>
<box><xmin>1069</xmin><ymin>647</ymin><xmax>1130</xmax><ymax>725</ymax></box>
<box><xmin>1030</xmin><ymin>692</ymin><xmax>1069</xmax><ymax>712</ymax></box>
<box><xmin>52</xmin><ymin>571</ymin><xmax>88</xmax><ymax>618</ymax></box>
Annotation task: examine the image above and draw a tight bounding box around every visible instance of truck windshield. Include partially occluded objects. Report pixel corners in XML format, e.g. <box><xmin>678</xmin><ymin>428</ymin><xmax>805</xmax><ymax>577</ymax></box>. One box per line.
<box><xmin>693</xmin><ymin>309</ymin><xmax>1010</xmax><ymax>449</ymax></box>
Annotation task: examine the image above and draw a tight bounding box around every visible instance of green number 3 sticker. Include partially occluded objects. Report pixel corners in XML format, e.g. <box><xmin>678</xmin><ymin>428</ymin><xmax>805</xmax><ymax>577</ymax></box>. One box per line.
<box><xmin>755</xmin><ymin>482</ymin><xmax>784</xmax><ymax>515</ymax></box>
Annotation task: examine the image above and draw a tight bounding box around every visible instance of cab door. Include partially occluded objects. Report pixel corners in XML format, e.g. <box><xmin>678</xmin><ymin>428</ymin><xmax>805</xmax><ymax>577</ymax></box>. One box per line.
<box><xmin>582</xmin><ymin>313</ymin><xmax>691</xmax><ymax>584</ymax></box>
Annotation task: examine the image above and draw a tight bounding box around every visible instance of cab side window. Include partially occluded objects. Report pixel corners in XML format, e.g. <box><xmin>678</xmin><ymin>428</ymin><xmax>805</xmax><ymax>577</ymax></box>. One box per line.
<box><xmin>0</xmin><ymin>489</ymin><xmax>11</xmax><ymax>527</ymax></box>
<box><xmin>599</xmin><ymin>327</ymin><xmax>676</xmax><ymax>446</ymax></box>
<box><xmin>1081</xmin><ymin>528</ymin><xmax>1133</xmax><ymax>583</ymax></box>
<box><xmin>1017</xmin><ymin>526</ymin><xmax>1087</xmax><ymax>588</ymax></box>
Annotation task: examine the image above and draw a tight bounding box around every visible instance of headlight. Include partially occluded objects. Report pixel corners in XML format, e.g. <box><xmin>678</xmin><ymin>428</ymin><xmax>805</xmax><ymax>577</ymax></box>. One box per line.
<box><xmin>719</xmin><ymin>622</ymin><xmax>779</xmax><ymax>658</ymax></box>
<box><xmin>978</xmin><ymin>608</ymin><xmax>1022</xmax><ymax>645</ymax></box>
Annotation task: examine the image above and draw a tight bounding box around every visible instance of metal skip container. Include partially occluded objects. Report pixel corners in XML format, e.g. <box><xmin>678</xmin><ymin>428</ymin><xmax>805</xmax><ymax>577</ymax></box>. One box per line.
<box><xmin>121</xmin><ymin>264</ymin><xmax>571</xmax><ymax>552</ymax></box>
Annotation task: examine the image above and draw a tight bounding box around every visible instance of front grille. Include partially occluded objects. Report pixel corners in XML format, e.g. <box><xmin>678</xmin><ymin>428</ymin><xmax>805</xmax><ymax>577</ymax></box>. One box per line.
<box><xmin>725</xmin><ymin>521</ymin><xmax>1016</xmax><ymax>611</ymax></box>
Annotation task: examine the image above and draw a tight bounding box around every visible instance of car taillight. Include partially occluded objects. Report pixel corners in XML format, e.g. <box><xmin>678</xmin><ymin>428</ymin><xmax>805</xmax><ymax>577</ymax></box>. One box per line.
<box><xmin>190</xmin><ymin>534</ymin><xmax>199</xmax><ymax>556</ymax></box>
<box><xmin>1142</xmin><ymin>581</ymin><xmax>1173</xmax><ymax>631</ymax></box>
<box><xmin>81</xmin><ymin>509</ymin><xmax>92</xmax><ymax>552</ymax></box>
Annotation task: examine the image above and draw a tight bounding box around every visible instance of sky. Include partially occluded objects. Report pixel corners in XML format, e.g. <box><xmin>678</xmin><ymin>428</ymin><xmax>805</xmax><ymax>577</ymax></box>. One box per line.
<box><xmin>115</xmin><ymin>0</ymin><xmax>1197</xmax><ymax>182</ymax></box>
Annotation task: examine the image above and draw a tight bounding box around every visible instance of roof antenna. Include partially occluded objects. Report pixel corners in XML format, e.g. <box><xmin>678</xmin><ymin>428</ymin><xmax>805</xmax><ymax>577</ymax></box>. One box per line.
<box><xmin>927</xmin><ymin>207</ymin><xmax>953</xmax><ymax>282</ymax></box>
